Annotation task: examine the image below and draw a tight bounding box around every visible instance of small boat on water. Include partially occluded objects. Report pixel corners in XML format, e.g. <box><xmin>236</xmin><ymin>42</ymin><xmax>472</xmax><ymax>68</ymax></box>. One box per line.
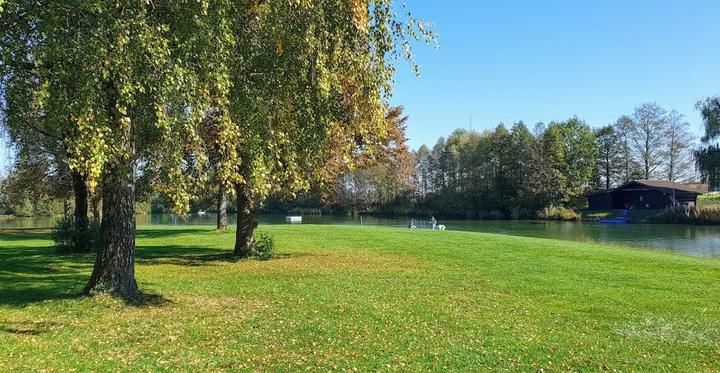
<box><xmin>598</xmin><ymin>218</ymin><xmax>627</xmax><ymax>224</ymax></box>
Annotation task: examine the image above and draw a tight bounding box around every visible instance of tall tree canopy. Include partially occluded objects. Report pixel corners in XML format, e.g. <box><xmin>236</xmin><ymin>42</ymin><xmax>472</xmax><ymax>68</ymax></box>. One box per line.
<box><xmin>541</xmin><ymin>117</ymin><xmax>598</xmax><ymax>204</ymax></box>
<box><xmin>662</xmin><ymin>110</ymin><xmax>694</xmax><ymax>182</ymax></box>
<box><xmin>631</xmin><ymin>103</ymin><xmax>667</xmax><ymax>180</ymax></box>
<box><xmin>0</xmin><ymin>0</ymin><xmax>433</xmax><ymax>297</ymax></box>
<box><xmin>595</xmin><ymin>125</ymin><xmax>622</xmax><ymax>190</ymax></box>
<box><xmin>316</xmin><ymin>106</ymin><xmax>416</xmax><ymax>210</ymax></box>
<box><xmin>613</xmin><ymin>115</ymin><xmax>641</xmax><ymax>183</ymax></box>
<box><xmin>412</xmin><ymin>118</ymin><xmax>596</xmax><ymax>218</ymax></box>
<box><xmin>696</xmin><ymin>97</ymin><xmax>720</xmax><ymax>190</ymax></box>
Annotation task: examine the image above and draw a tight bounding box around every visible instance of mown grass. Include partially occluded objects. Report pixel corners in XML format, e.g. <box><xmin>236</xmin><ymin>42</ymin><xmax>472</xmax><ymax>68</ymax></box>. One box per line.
<box><xmin>699</xmin><ymin>193</ymin><xmax>720</xmax><ymax>206</ymax></box>
<box><xmin>580</xmin><ymin>209</ymin><xmax>624</xmax><ymax>221</ymax></box>
<box><xmin>1</xmin><ymin>225</ymin><xmax>720</xmax><ymax>371</ymax></box>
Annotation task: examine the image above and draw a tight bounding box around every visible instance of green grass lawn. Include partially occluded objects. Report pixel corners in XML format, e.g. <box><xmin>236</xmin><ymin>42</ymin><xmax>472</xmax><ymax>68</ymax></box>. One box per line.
<box><xmin>699</xmin><ymin>194</ymin><xmax>720</xmax><ymax>206</ymax></box>
<box><xmin>580</xmin><ymin>209</ymin><xmax>621</xmax><ymax>220</ymax></box>
<box><xmin>1</xmin><ymin>225</ymin><xmax>720</xmax><ymax>370</ymax></box>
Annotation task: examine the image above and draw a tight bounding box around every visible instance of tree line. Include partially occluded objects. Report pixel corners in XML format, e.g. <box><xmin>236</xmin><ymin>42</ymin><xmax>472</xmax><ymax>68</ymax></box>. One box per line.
<box><xmin>319</xmin><ymin>102</ymin><xmax>703</xmax><ymax>218</ymax></box>
<box><xmin>0</xmin><ymin>1</ymin><xmax>434</xmax><ymax>297</ymax></box>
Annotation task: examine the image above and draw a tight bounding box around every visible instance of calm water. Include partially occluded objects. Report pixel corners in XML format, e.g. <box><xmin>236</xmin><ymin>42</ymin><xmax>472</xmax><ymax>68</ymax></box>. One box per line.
<box><xmin>3</xmin><ymin>213</ymin><xmax>720</xmax><ymax>257</ymax></box>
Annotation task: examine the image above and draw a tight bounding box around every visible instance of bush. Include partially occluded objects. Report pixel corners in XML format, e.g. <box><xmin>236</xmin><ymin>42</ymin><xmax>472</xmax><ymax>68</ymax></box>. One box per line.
<box><xmin>251</xmin><ymin>233</ymin><xmax>274</xmax><ymax>260</ymax></box>
<box><xmin>52</xmin><ymin>218</ymin><xmax>101</xmax><ymax>253</ymax></box>
<box><xmin>650</xmin><ymin>206</ymin><xmax>720</xmax><ymax>225</ymax></box>
<box><xmin>538</xmin><ymin>206</ymin><xmax>581</xmax><ymax>221</ymax></box>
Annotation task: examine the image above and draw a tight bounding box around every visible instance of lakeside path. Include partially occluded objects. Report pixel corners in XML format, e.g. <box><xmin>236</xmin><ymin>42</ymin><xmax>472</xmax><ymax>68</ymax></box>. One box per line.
<box><xmin>1</xmin><ymin>225</ymin><xmax>719</xmax><ymax>370</ymax></box>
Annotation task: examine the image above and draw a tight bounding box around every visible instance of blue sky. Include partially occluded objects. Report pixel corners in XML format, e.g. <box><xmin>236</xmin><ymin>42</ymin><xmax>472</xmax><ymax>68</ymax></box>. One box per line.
<box><xmin>2</xmin><ymin>1</ymin><xmax>719</xmax><ymax>174</ymax></box>
<box><xmin>391</xmin><ymin>0</ymin><xmax>720</xmax><ymax>149</ymax></box>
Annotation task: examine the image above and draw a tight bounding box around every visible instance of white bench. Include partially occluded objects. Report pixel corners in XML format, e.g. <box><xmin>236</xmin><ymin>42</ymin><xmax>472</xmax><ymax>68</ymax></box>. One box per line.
<box><xmin>286</xmin><ymin>216</ymin><xmax>302</xmax><ymax>224</ymax></box>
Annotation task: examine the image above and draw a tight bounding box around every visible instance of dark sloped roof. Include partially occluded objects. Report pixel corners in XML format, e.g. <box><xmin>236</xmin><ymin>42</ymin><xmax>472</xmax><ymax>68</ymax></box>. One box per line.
<box><xmin>588</xmin><ymin>180</ymin><xmax>708</xmax><ymax>196</ymax></box>
<box><xmin>633</xmin><ymin>180</ymin><xmax>708</xmax><ymax>194</ymax></box>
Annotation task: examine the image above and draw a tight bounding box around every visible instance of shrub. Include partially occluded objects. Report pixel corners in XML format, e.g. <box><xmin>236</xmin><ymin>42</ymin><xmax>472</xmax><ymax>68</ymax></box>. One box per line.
<box><xmin>650</xmin><ymin>206</ymin><xmax>720</xmax><ymax>225</ymax></box>
<box><xmin>694</xmin><ymin>206</ymin><xmax>720</xmax><ymax>224</ymax></box>
<box><xmin>539</xmin><ymin>206</ymin><xmax>581</xmax><ymax>221</ymax></box>
<box><xmin>52</xmin><ymin>218</ymin><xmax>101</xmax><ymax>253</ymax></box>
<box><xmin>251</xmin><ymin>232</ymin><xmax>274</xmax><ymax>260</ymax></box>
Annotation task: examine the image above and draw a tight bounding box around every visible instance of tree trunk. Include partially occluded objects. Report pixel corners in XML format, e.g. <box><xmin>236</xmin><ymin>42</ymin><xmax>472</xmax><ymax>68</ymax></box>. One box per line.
<box><xmin>217</xmin><ymin>185</ymin><xmax>228</xmax><ymax>230</ymax></box>
<box><xmin>72</xmin><ymin>170</ymin><xmax>90</xmax><ymax>251</ymax></box>
<box><xmin>234</xmin><ymin>182</ymin><xmax>255</xmax><ymax>257</ymax></box>
<box><xmin>91</xmin><ymin>190</ymin><xmax>102</xmax><ymax>223</ymax></box>
<box><xmin>644</xmin><ymin>137</ymin><xmax>650</xmax><ymax>179</ymax></box>
<box><xmin>85</xmin><ymin>81</ymin><xmax>138</xmax><ymax>297</ymax></box>
<box><xmin>84</xmin><ymin>156</ymin><xmax>138</xmax><ymax>297</ymax></box>
<box><xmin>605</xmin><ymin>158</ymin><xmax>610</xmax><ymax>190</ymax></box>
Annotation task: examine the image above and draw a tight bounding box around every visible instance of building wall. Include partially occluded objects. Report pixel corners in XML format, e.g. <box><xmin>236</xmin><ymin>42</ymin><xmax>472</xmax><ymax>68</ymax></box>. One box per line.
<box><xmin>587</xmin><ymin>187</ymin><xmax>700</xmax><ymax>210</ymax></box>
<box><xmin>587</xmin><ymin>193</ymin><xmax>612</xmax><ymax>210</ymax></box>
<box><xmin>614</xmin><ymin>189</ymin><xmax>668</xmax><ymax>209</ymax></box>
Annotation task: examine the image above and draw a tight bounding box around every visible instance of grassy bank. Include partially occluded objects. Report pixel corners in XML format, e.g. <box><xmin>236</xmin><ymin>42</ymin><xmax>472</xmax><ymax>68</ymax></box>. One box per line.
<box><xmin>699</xmin><ymin>193</ymin><xmax>720</xmax><ymax>206</ymax></box>
<box><xmin>580</xmin><ymin>209</ymin><xmax>662</xmax><ymax>222</ymax></box>
<box><xmin>579</xmin><ymin>207</ymin><xmax>720</xmax><ymax>224</ymax></box>
<box><xmin>1</xmin><ymin>226</ymin><xmax>719</xmax><ymax>370</ymax></box>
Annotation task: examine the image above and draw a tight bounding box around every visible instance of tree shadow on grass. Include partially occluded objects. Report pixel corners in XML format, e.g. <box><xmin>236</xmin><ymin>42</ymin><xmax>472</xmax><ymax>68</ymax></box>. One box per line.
<box><xmin>0</xmin><ymin>321</ymin><xmax>59</xmax><ymax>335</ymax></box>
<box><xmin>0</xmin><ymin>231</ymin><xmax>238</xmax><ymax>307</ymax></box>
<box><xmin>0</xmin><ymin>228</ymin><xmax>54</xmax><ymax>242</ymax></box>
<box><xmin>135</xmin><ymin>228</ymin><xmax>217</xmax><ymax>239</ymax></box>
<box><xmin>0</xmin><ymin>275</ymin><xmax>87</xmax><ymax>307</ymax></box>
<box><xmin>0</xmin><ymin>244</ymin><xmax>92</xmax><ymax>307</ymax></box>
<box><xmin>123</xmin><ymin>292</ymin><xmax>174</xmax><ymax>308</ymax></box>
<box><xmin>136</xmin><ymin>244</ymin><xmax>237</xmax><ymax>266</ymax></box>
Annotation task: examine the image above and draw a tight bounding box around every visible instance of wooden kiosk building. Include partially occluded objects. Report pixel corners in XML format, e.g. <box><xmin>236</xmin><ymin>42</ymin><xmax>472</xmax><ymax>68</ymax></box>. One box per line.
<box><xmin>587</xmin><ymin>180</ymin><xmax>707</xmax><ymax>210</ymax></box>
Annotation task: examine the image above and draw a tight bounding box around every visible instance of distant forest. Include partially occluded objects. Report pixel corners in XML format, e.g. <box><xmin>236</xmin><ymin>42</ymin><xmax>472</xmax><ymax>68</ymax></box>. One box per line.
<box><xmin>3</xmin><ymin>100</ymin><xmax>720</xmax><ymax>220</ymax></box>
<box><xmin>273</xmin><ymin>99</ymin><xmax>720</xmax><ymax>219</ymax></box>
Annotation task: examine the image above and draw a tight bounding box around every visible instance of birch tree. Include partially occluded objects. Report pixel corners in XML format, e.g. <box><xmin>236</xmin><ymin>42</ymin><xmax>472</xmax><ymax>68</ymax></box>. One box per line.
<box><xmin>1</xmin><ymin>0</ymin><xmax>434</xmax><ymax>296</ymax></box>
<box><xmin>662</xmin><ymin>110</ymin><xmax>695</xmax><ymax>182</ymax></box>
<box><xmin>632</xmin><ymin>103</ymin><xmax>667</xmax><ymax>180</ymax></box>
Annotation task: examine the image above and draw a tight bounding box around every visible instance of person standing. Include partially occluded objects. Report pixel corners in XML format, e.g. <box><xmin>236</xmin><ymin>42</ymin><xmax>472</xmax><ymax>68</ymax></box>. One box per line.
<box><xmin>431</xmin><ymin>216</ymin><xmax>437</xmax><ymax>230</ymax></box>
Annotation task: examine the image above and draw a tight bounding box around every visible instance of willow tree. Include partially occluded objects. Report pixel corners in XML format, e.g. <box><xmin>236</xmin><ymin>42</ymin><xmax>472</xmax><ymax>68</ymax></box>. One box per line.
<box><xmin>198</xmin><ymin>107</ymin><xmax>232</xmax><ymax>231</ymax></box>
<box><xmin>75</xmin><ymin>3</ymin><xmax>212</xmax><ymax>296</ymax></box>
<box><xmin>189</xmin><ymin>0</ymin><xmax>434</xmax><ymax>256</ymax></box>
<box><xmin>0</xmin><ymin>1</ymin><xmax>97</xmax><ymax>250</ymax></box>
<box><xmin>696</xmin><ymin>97</ymin><xmax>720</xmax><ymax>190</ymax></box>
<box><xmin>1</xmin><ymin>1</ymin><xmax>214</xmax><ymax>296</ymax></box>
<box><xmin>1</xmin><ymin>0</ymin><xmax>432</xmax><ymax>297</ymax></box>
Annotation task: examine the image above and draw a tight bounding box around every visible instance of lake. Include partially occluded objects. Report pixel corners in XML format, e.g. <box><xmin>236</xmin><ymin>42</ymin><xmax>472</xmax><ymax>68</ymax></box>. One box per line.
<box><xmin>2</xmin><ymin>213</ymin><xmax>720</xmax><ymax>258</ymax></box>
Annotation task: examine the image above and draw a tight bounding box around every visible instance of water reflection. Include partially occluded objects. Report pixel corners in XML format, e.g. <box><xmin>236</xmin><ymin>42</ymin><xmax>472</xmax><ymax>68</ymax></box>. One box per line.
<box><xmin>2</xmin><ymin>213</ymin><xmax>720</xmax><ymax>257</ymax></box>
